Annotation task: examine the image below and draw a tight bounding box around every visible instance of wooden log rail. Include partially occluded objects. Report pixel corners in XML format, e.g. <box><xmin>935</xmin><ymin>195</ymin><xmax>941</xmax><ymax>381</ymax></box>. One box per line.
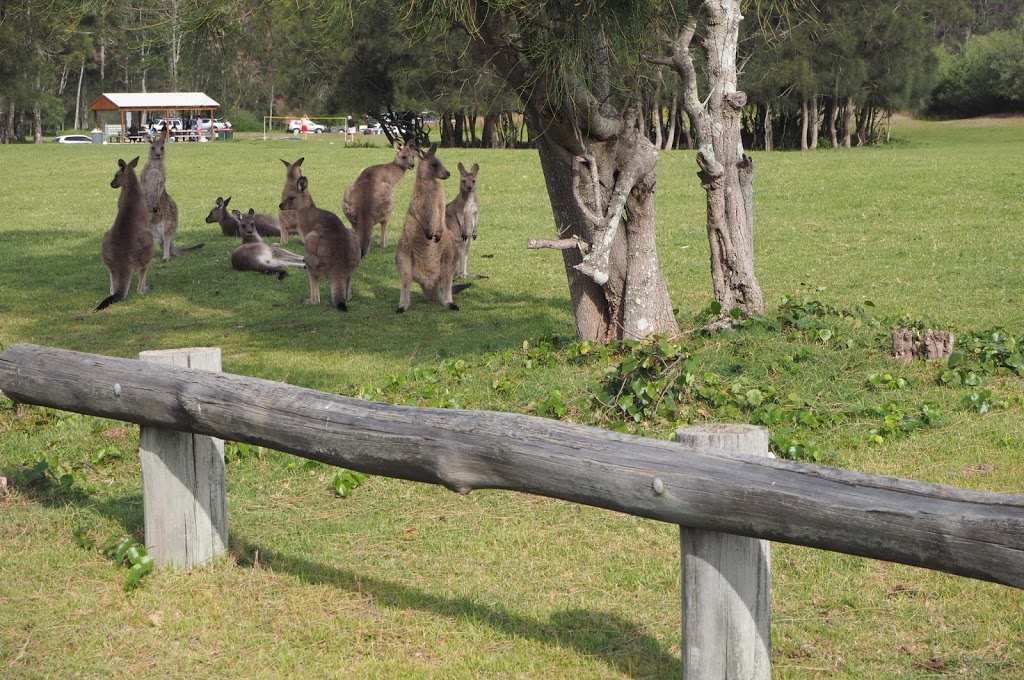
<box><xmin>2</xmin><ymin>342</ymin><xmax>1023</xmax><ymax>590</ymax></box>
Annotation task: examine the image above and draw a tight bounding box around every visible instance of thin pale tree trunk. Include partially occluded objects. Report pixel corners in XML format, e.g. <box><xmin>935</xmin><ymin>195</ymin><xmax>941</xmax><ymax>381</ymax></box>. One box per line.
<box><xmin>656</xmin><ymin>2</ymin><xmax>763</xmax><ymax>318</ymax></box>
<box><xmin>800</xmin><ymin>96</ymin><xmax>809</xmax><ymax>152</ymax></box>
<box><xmin>809</xmin><ymin>95</ymin><xmax>819</xmax><ymax>149</ymax></box>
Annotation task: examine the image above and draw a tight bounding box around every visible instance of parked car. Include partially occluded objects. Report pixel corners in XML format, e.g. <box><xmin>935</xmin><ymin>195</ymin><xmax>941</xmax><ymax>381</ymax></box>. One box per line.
<box><xmin>198</xmin><ymin>117</ymin><xmax>232</xmax><ymax>132</ymax></box>
<box><xmin>53</xmin><ymin>134</ymin><xmax>94</xmax><ymax>144</ymax></box>
<box><xmin>361</xmin><ymin>122</ymin><xmax>384</xmax><ymax>135</ymax></box>
<box><xmin>287</xmin><ymin>119</ymin><xmax>326</xmax><ymax>134</ymax></box>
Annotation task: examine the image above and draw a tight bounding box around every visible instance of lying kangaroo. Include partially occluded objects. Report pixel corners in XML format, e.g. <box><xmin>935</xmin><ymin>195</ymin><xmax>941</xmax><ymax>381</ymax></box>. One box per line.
<box><xmin>278</xmin><ymin>158</ymin><xmax>305</xmax><ymax>245</ymax></box>
<box><xmin>96</xmin><ymin>157</ymin><xmax>153</xmax><ymax>311</ymax></box>
<box><xmin>279</xmin><ymin>172</ymin><xmax>361</xmax><ymax>311</ymax></box>
<box><xmin>231</xmin><ymin>209</ymin><xmax>306</xmax><ymax>280</ymax></box>
<box><xmin>206</xmin><ymin>196</ymin><xmax>281</xmax><ymax>238</ymax></box>
<box><xmin>445</xmin><ymin>162</ymin><xmax>481</xmax><ymax>279</ymax></box>
<box><xmin>343</xmin><ymin>140</ymin><xmax>418</xmax><ymax>256</ymax></box>
<box><xmin>396</xmin><ymin>145</ymin><xmax>468</xmax><ymax>312</ymax></box>
<box><xmin>140</xmin><ymin>129</ymin><xmax>204</xmax><ymax>260</ymax></box>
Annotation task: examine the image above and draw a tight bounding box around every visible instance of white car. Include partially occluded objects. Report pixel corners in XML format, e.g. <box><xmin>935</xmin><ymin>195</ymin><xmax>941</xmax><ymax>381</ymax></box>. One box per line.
<box><xmin>198</xmin><ymin>118</ymin><xmax>232</xmax><ymax>132</ymax></box>
<box><xmin>53</xmin><ymin>134</ymin><xmax>94</xmax><ymax>144</ymax></box>
<box><xmin>287</xmin><ymin>119</ymin><xmax>326</xmax><ymax>134</ymax></box>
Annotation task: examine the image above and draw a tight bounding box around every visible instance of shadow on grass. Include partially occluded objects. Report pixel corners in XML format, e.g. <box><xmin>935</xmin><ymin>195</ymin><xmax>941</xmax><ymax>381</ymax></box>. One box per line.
<box><xmin>230</xmin><ymin>534</ymin><xmax>680</xmax><ymax>678</ymax></box>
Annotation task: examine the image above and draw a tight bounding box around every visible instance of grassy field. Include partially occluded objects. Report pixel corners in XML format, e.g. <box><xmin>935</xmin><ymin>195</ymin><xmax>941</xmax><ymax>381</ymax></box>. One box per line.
<box><xmin>2</xmin><ymin>117</ymin><xmax>1024</xmax><ymax>678</ymax></box>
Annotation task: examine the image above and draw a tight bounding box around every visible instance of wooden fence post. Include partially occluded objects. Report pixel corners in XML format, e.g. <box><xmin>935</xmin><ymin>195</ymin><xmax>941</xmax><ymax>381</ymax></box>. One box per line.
<box><xmin>674</xmin><ymin>424</ymin><xmax>772</xmax><ymax>680</ymax></box>
<box><xmin>137</xmin><ymin>348</ymin><xmax>227</xmax><ymax>569</ymax></box>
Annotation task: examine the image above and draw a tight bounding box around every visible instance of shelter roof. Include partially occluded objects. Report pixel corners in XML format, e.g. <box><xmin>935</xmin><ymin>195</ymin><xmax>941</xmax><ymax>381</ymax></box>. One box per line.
<box><xmin>89</xmin><ymin>92</ymin><xmax>220</xmax><ymax>112</ymax></box>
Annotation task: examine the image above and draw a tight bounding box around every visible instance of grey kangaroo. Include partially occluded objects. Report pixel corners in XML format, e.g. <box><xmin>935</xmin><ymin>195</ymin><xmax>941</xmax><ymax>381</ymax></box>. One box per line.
<box><xmin>278</xmin><ymin>158</ymin><xmax>305</xmax><ymax>244</ymax></box>
<box><xmin>278</xmin><ymin>170</ymin><xmax>361</xmax><ymax>311</ymax></box>
<box><xmin>140</xmin><ymin>129</ymin><xmax>204</xmax><ymax>260</ymax></box>
<box><xmin>231</xmin><ymin>209</ymin><xmax>306</xmax><ymax>280</ymax></box>
<box><xmin>396</xmin><ymin>145</ymin><xmax>468</xmax><ymax>312</ymax></box>
<box><xmin>343</xmin><ymin>140</ymin><xmax>418</xmax><ymax>256</ymax></box>
<box><xmin>206</xmin><ymin>196</ymin><xmax>281</xmax><ymax>238</ymax></box>
<box><xmin>445</xmin><ymin>162</ymin><xmax>480</xmax><ymax>279</ymax></box>
<box><xmin>96</xmin><ymin>157</ymin><xmax>153</xmax><ymax>311</ymax></box>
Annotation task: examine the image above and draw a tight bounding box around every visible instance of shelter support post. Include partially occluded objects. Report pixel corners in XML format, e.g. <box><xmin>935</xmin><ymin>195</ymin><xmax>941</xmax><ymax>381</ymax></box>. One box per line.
<box><xmin>675</xmin><ymin>424</ymin><xmax>772</xmax><ymax>680</ymax></box>
<box><xmin>137</xmin><ymin>348</ymin><xmax>228</xmax><ymax>569</ymax></box>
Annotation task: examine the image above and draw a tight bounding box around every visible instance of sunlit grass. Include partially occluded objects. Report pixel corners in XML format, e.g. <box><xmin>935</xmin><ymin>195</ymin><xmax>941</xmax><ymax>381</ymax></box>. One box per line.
<box><xmin>1</xmin><ymin>117</ymin><xmax>1024</xmax><ymax>677</ymax></box>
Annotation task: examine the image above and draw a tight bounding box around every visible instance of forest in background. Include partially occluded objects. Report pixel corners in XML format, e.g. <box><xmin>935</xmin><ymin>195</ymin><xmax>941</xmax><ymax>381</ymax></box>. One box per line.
<box><xmin>2</xmin><ymin>0</ymin><xmax>1022</xmax><ymax>148</ymax></box>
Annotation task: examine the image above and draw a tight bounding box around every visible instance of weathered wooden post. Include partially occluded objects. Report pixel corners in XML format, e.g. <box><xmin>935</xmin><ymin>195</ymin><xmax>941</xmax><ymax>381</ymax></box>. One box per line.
<box><xmin>675</xmin><ymin>424</ymin><xmax>772</xmax><ymax>679</ymax></box>
<box><xmin>137</xmin><ymin>348</ymin><xmax>227</xmax><ymax>569</ymax></box>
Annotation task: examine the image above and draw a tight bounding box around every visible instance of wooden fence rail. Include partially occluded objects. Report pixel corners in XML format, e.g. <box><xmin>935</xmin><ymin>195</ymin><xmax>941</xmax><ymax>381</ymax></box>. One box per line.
<box><xmin>2</xmin><ymin>343</ymin><xmax>1023</xmax><ymax>589</ymax></box>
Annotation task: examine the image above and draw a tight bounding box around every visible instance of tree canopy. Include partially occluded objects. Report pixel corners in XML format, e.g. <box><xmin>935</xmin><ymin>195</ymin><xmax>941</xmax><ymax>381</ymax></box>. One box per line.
<box><xmin>3</xmin><ymin>0</ymin><xmax>1021</xmax><ymax>145</ymax></box>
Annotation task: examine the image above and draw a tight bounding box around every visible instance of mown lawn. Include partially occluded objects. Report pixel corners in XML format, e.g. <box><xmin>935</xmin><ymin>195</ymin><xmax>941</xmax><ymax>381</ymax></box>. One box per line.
<box><xmin>1</xmin><ymin>117</ymin><xmax>1023</xmax><ymax>678</ymax></box>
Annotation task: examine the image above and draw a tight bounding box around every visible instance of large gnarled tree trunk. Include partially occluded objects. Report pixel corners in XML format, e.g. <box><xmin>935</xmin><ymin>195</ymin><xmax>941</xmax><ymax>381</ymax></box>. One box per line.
<box><xmin>468</xmin><ymin>8</ymin><xmax>679</xmax><ymax>342</ymax></box>
<box><xmin>654</xmin><ymin>1</ymin><xmax>764</xmax><ymax>320</ymax></box>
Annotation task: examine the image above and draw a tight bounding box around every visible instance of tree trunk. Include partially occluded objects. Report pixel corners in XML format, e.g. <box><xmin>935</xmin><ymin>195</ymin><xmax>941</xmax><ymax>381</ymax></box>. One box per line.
<box><xmin>829</xmin><ymin>98</ymin><xmax>839</xmax><ymax>148</ymax></box>
<box><xmin>763</xmin><ymin>103</ymin><xmax>773</xmax><ymax>152</ymax></box>
<box><xmin>530</xmin><ymin>115</ymin><xmax>678</xmax><ymax>341</ymax></box>
<box><xmin>468</xmin><ymin>11</ymin><xmax>679</xmax><ymax>342</ymax></box>
<box><xmin>32</xmin><ymin>102</ymin><xmax>42</xmax><ymax>144</ymax></box>
<box><xmin>665</xmin><ymin>94</ymin><xmax>679</xmax><ymax>150</ymax></box>
<box><xmin>842</xmin><ymin>98</ymin><xmax>854</xmax><ymax>148</ymax></box>
<box><xmin>663</xmin><ymin>2</ymin><xmax>763</xmax><ymax>318</ymax></box>
<box><xmin>800</xmin><ymin>96</ymin><xmax>809</xmax><ymax>152</ymax></box>
<box><xmin>74</xmin><ymin>63</ymin><xmax>85</xmax><ymax>130</ymax></box>
<box><xmin>809</xmin><ymin>95</ymin><xmax>819</xmax><ymax>149</ymax></box>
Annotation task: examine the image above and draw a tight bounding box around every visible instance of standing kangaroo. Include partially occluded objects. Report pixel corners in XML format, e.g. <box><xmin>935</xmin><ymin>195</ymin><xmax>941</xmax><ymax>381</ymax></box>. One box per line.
<box><xmin>231</xmin><ymin>209</ymin><xmax>306</xmax><ymax>280</ymax></box>
<box><xmin>445</xmin><ymin>162</ymin><xmax>480</xmax><ymax>279</ymax></box>
<box><xmin>96</xmin><ymin>157</ymin><xmax>153</xmax><ymax>311</ymax></box>
<box><xmin>396</xmin><ymin>145</ymin><xmax>467</xmax><ymax>312</ymax></box>
<box><xmin>278</xmin><ymin>157</ymin><xmax>305</xmax><ymax>244</ymax></box>
<box><xmin>206</xmin><ymin>196</ymin><xmax>281</xmax><ymax>238</ymax></box>
<box><xmin>140</xmin><ymin>129</ymin><xmax>204</xmax><ymax>260</ymax></box>
<box><xmin>343</xmin><ymin>140</ymin><xmax>418</xmax><ymax>256</ymax></box>
<box><xmin>279</xmin><ymin>172</ymin><xmax>361</xmax><ymax>311</ymax></box>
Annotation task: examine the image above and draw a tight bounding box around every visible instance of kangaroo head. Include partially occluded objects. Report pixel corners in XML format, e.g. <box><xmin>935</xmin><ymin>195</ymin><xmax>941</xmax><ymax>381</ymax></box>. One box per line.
<box><xmin>205</xmin><ymin>196</ymin><xmax>231</xmax><ymax>223</ymax></box>
<box><xmin>416</xmin><ymin>144</ymin><xmax>450</xmax><ymax>182</ymax></box>
<box><xmin>111</xmin><ymin>156</ymin><xmax>140</xmax><ymax>189</ymax></box>
<box><xmin>236</xmin><ymin>208</ymin><xmax>261</xmax><ymax>242</ymax></box>
<box><xmin>281</xmin><ymin>157</ymin><xmax>304</xmax><ymax>181</ymax></box>
<box><xmin>279</xmin><ymin>175</ymin><xmax>311</xmax><ymax>211</ymax></box>
<box><xmin>458</xmin><ymin>162</ymin><xmax>479</xmax><ymax>197</ymax></box>
<box><xmin>148</xmin><ymin>130</ymin><xmax>167</xmax><ymax>161</ymax></box>
<box><xmin>394</xmin><ymin>141</ymin><xmax>418</xmax><ymax>171</ymax></box>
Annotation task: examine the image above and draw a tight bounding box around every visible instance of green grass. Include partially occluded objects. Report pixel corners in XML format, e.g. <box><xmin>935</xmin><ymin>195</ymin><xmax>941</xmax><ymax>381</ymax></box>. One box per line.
<box><xmin>2</xmin><ymin>118</ymin><xmax>1024</xmax><ymax>677</ymax></box>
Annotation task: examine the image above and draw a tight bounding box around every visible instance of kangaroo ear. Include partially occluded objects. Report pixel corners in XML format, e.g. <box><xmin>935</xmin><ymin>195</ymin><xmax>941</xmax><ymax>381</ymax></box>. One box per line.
<box><xmin>232</xmin><ymin>210</ymin><xmax>242</xmax><ymax>219</ymax></box>
<box><xmin>294</xmin><ymin>157</ymin><xmax>305</xmax><ymax>167</ymax></box>
<box><xmin>223</xmin><ymin>196</ymin><xmax>231</xmax><ymax>207</ymax></box>
<box><xmin>393</xmin><ymin>140</ymin><xmax>404</xmax><ymax>151</ymax></box>
<box><xmin>298</xmin><ymin>176</ymin><xmax>309</xmax><ymax>192</ymax></box>
<box><xmin>248</xmin><ymin>208</ymin><xmax>255</xmax><ymax>216</ymax></box>
<box><xmin>458</xmin><ymin>162</ymin><xmax>466</xmax><ymax>174</ymax></box>
<box><xmin>118</xmin><ymin>159</ymin><xmax>127</xmax><ymax>169</ymax></box>
<box><xmin>215</xmin><ymin>196</ymin><xmax>224</xmax><ymax>206</ymax></box>
<box><xmin>280</xmin><ymin>158</ymin><xmax>290</xmax><ymax>167</ymax></box>
<box><xmin>471</xmin><ymin>163</ymin><xmax>479</xmax><ymax>174</ymax></box>
<box><xmin>129</xmin><ymin>157</ymin><xmax>140</xmax><ymax>168</ymax></box>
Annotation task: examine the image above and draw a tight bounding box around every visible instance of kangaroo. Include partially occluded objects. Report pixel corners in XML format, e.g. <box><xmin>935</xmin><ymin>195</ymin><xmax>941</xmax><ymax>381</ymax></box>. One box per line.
<box><xmin>206</xmin><ymin>196</ymin><xmax>281</xmax><ymax>238</ymax></box>
<box><xmin>96</xmin><ymin>157</ymin><xmax>154</xmax><ymax>311</ymax></box>
<box><xmin>396</xmin><ymin>145</ymin><xmax>468</xmax><ymax>312</ymax></box>
<box><xmin>445</xmin><ymin>162</ymin><xmax>481</xmax><ymax>279</ymax></box>
<box><xmin>278</xmin><ymin>157</ymin><xmax>305</xmax><ymax>244</ymax></box>
<box><xmin>279</xmin><ymin>172</ymin><xmax>361</xmax><ymax>311</ymax></box>
<box><xmin>230</xmin><ymin>209</ymin><xmax>306</xmax><ymax>280</ymax></box>
<box><xmin>343</xmin><ymin>140</ymin><xmax>419</xmax><ymax>256</ymax></box>
<box><xmin>140</xmin><ymin>128</ymin><xmax>204</xmax><ymax>260</ymax></box>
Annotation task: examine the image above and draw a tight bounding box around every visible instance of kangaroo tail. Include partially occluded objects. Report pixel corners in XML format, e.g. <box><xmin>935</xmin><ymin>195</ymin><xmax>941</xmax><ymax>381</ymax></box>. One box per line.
<box><xmin>95</xmin><ymin>291</ymin><xmax>127</xmax><ymax>311</ymax></box>
<box><xmin>452</xmin><ymin>282</ymin><xmax>472</xmax><ymax>296</ymax></box>
<box><xmin>170</xmin><ymin>242</ymin><xmax>206</xmax><ymax>257</ymax></box>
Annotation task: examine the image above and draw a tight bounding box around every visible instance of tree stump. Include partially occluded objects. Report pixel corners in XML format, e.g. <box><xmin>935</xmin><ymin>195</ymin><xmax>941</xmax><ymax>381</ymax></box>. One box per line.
<box><xmin>674</xmin><ymin>424</ymin><xmax>772</xmax><ymax>680</ymax></box>
<box><xmin>892</xmin><ymin>329</ymin><xmax>955</xmax><ymax>362</ymax></box>
<box><xmin>137</xmin><ymin>348</ymin><xmax>227</xmax><ymax>569</ymax></box>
